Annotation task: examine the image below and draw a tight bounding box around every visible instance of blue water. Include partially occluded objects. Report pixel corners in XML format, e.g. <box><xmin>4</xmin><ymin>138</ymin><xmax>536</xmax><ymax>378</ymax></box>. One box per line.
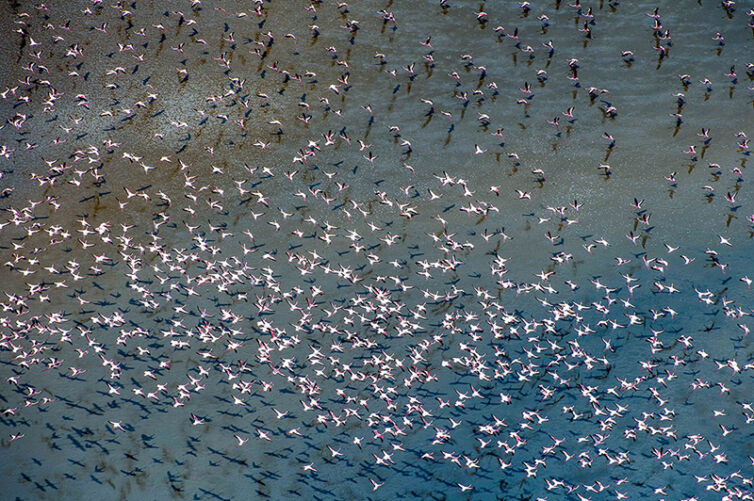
<box><xmin>0</xmin><ymin>0</ymin><xmax>753</xmax><ymax>499</ymax></box>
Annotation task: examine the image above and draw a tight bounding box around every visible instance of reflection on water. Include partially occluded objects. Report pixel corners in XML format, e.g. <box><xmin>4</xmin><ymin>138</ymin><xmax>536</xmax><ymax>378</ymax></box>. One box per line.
<box><xmin>0</xmin><ymin>0</ymin><xmax>752</xmax><ymax>499</ymax></box>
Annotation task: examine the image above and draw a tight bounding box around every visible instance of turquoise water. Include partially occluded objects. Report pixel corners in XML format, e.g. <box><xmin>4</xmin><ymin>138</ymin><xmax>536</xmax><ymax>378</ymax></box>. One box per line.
<box><xmin>0</xmin><ymin>0</ymin><xmax>753</xmax><ymax>499</ymax></box>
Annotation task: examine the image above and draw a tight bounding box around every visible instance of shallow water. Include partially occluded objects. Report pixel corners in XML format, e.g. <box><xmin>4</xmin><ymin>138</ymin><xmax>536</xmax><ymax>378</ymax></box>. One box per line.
<box><xmin>1</xmin><ymin>0</ymin><xmax>753</xmax><ymax>500</ymax></box>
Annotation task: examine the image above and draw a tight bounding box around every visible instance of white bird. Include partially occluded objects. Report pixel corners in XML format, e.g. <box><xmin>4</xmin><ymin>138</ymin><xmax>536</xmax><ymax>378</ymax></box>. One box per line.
<box><xmin>109</xmin><ymin>421</ymin><xmax>125</xmax><ymax>431</ymax></box>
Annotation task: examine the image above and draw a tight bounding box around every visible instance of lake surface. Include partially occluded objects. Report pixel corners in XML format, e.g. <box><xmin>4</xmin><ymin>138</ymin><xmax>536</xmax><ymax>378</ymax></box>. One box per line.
<box><xmin>1</xmin><ymin>0</ymin><xmax>753</xmax><ymax>499</ymax></box>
